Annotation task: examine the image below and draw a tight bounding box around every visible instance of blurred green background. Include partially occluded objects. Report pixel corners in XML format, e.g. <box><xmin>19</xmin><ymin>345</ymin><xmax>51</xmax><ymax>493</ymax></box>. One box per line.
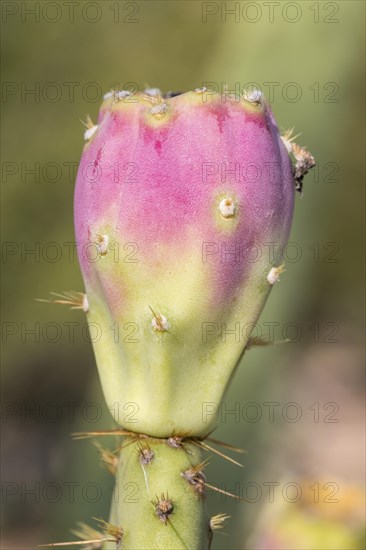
<box><xmin>1</xmin><ymin>1</ymin><xmax>365</xmax><ymax>549</ymax></box>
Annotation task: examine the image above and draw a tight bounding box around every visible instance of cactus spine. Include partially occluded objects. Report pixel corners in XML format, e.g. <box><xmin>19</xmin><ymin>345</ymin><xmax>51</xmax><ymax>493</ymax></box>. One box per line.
<box><xmin>105</xmin><ymin>437</ymin><xmax>209</xmax><ymax>549</ymax></box>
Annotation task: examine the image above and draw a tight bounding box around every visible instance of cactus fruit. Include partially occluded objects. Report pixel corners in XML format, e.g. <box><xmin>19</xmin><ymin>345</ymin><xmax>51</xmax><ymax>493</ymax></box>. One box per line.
<box><xmin>74</xmin><ymin>88</ymin><xmax>296</xmax><ymax>438</ymax></box>
<box><xmin>44</xmin><ymin>87</ymin><xmax>315</xmax><ymax>549</ymax></box>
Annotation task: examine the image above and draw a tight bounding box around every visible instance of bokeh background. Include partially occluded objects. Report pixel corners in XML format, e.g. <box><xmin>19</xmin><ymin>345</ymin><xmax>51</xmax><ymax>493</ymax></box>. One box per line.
<box><xmin>2</xmin><ymin>1</ymin><xmax>365</xmax><ymax>549</ymax></box>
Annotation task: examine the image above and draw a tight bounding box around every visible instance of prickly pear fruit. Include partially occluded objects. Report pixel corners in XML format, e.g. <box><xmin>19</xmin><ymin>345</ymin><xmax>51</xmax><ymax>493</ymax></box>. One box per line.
<box><xmin>74</xmin><ymin>88</ymin><xmax>295</xmax><ymax>438</ymax></box>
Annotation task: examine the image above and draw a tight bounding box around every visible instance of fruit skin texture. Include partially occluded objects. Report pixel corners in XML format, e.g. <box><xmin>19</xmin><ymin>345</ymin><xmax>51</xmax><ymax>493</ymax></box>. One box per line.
<box><xmin>74</xmin><ymin>90</ymin><xmax>294</xmax><ymax>438</ymax></box>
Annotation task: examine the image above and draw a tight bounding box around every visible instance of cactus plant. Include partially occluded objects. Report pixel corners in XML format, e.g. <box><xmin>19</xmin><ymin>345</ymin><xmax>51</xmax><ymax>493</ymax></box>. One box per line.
<box><xmin>43</xmin><ymin>87</ymin><xmax>314</xmax><ymax>549</ymax></box>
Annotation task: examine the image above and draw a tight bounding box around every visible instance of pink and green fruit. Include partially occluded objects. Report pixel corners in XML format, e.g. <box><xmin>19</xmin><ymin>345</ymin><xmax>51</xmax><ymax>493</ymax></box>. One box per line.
<box><xmin>74</xmin><ymin>89</ymin><xmax>295</xmax><ymax>438</ymax></box>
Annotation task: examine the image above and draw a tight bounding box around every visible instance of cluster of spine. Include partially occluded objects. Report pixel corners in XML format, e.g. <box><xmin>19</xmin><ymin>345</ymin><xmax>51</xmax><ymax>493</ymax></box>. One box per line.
<box><xmin>105</xmin><ymin>436</ymin><xmax>212</xmax><ymax>549</ymax></box>
<box><xmin>41</xmin><ymin>85</ymin><xmax>314</xmax><ymax>549</ymax></box>
<box><xmin>42</xmin><ymin>433</ymin><xmax>234</xmax><ymax>550</ymax></box>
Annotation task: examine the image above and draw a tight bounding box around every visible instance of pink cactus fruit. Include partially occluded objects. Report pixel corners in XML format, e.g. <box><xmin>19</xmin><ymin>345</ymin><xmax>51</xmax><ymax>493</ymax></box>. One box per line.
<box><xmin>74</xmin><ymin>88</ymin><xmax>299</xmax><ymax>437</ymax></box>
